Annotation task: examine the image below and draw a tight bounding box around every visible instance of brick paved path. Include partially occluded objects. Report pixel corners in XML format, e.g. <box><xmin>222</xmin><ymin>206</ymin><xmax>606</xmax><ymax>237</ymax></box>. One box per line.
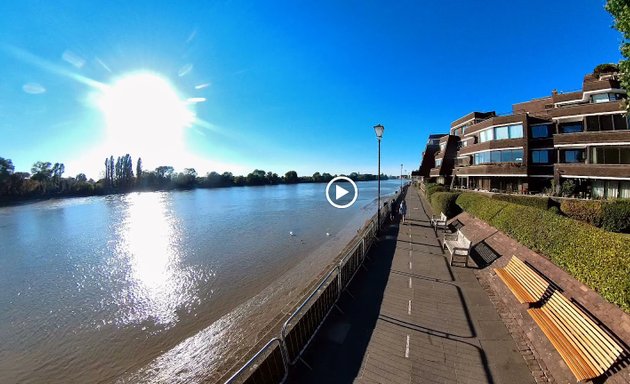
<box><xmin>287</xmin><ymin>187</ymin><xmax>535</xmax><ymax>384</ymax></box>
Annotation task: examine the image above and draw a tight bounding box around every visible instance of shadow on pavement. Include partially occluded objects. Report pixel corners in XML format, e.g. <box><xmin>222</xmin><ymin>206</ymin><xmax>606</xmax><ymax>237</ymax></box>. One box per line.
<box><xmin>285</xmin><ymin>221</ymin><xmax>400</xmax><ymax>384</ymax></box>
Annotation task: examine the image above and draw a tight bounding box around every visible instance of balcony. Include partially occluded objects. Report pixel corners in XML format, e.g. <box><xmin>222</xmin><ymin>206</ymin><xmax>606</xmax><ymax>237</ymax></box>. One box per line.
<box><xmin>455</xmin><ymin>163</ymin><xmax>527</xmax><ymax>176</ymax></box>
<box><xmin>555</xmin><ymin>163</ymin><xmax>630</xmax><ymax>179</ymax></box>
<box><xmin>554</xmin><ymin>130</ymin><xmax>630</xmax><ymax>146</ymax></box>
<box><xmin>429</xmin><ymin>167</ymin><xmax>441</xmax><ymax>177</ymax></box>
<box><xmin>550</xmin><ymin>100</ymin><xmax>624</xmax><ymax>118</ymax></box>
<box><xmin>458</xmin><ymin>138</ymin><xmax>525</xmax><ymax>156</ymax></box>
<box><xmin>583</xmin><ymin>77</ymin><xmax>621</xmax><ymax>92</ymax></box>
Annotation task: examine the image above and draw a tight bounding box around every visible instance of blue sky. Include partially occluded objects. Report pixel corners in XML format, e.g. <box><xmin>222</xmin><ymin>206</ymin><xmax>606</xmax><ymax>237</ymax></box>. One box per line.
<box><xmin>0</xmin><ymin>0</ymin><xmax>622</xmax><ymax>179</ymax></box>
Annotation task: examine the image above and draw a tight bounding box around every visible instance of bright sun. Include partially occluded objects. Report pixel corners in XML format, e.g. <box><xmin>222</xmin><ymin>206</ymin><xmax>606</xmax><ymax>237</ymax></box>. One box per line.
<box><xmin>97</xmin><ymin>72</ymin><xmax>195</xmax><ymax>160</ymax></box>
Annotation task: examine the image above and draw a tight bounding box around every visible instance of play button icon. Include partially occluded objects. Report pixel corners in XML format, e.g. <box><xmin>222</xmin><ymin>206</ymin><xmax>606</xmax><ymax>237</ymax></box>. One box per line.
<box><xmin>336</xmin><ymin>185</ymin><xmax>350</xmax><ymax>200</ymax></box>
<box><xmin>326</xmin><ymin>176</ymin><xmax>359</xmax><ymax>209</ymax></box>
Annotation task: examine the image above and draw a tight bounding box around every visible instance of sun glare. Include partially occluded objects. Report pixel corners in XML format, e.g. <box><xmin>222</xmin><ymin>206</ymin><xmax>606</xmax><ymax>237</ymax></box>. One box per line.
<box><xmin>97</xmin><ymin>72</ymin><xmax>195</xmax><ymax>159</ymax></box>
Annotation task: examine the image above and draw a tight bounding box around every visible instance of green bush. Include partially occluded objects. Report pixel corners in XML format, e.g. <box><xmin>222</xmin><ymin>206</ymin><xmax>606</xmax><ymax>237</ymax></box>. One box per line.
<box><xmin>560</xmin><ymin>200</ymin><xmax>606</xmax><ymax>227</ymax></box>
<box><xmin>426</xmin><ymin>184</ymin><xmax>447</xmax><ymax>199</ymax></box>
<box><xmin>492</xmin><ymin>193</ymin><xmax>552</xmax><ymax>210</ymax></box>
<box><xmin>601</xmin><ymin>200</ymin><xmax>630</xmax><ymax>233</ymax></box>
<box><xmin>456</xmin><ymin>192</ymin><xmax>630</xmax><ymax>312</ymax></box>
<box><xmin>430</xmin><ymin>192</ymin><xmax>461</xmax><ymax>218</ymax></box>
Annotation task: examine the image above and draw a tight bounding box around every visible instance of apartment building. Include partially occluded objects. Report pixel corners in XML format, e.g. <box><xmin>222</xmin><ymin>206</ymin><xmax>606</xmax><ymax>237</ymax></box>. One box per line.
<box><xmin>416</xmin><ymin>133</ymin><xmax>448</xmax><ymax>179</ymax></box>
<box><xmin>418</xmin><ymin>70</ymin><xmax>630</xmax><ymax>198</ymax></box>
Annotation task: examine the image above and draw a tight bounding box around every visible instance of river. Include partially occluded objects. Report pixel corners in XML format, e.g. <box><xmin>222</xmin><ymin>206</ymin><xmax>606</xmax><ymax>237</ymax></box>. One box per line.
<box><xmin>0</xmin><ymin>180</ymin><xmax>401</xmax><ymax>383</ymax></box>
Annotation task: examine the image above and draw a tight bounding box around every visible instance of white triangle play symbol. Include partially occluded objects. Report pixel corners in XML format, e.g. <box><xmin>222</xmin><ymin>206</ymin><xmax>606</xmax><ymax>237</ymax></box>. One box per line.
<box><xmin>335</xmin><ymin>185</ymin><xmax>349</xmax><ymax>200</ymax></box>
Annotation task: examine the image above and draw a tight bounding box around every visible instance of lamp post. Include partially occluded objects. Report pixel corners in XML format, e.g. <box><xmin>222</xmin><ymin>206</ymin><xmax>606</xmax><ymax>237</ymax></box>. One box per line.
<box><xmin>400</xmin><ymin>163</ymin><xmax>403</xmax><ymax>190</ymax></box>
<box><xmin>374</xmin><ymin>124</ymin><xmax>384</xmax><ymax>232</ymax></box>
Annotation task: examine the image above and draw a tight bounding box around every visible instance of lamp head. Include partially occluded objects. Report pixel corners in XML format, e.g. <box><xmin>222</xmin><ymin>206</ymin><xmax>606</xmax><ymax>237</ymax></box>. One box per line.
<box><xmin>374</xmin><ymin>124</ymin><xmax>384</xmax><ymax>140</ymax></box>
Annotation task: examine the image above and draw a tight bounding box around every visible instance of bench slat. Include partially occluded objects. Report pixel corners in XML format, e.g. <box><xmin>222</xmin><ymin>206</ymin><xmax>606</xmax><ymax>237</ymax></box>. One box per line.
<box><xmin>494</xmin><ymin>256</ymin><xmax>549</xmax><ymax>304</ymax></box>
<box><xmin>495</xmin><ymin>268</ymin><xmax>534</xmax><ymax>304</ymax></box>
<box><xmin>508</xmin><ymin>258</ymin><xmax>548</xmax><ymax>297</ymax></box>
<box><xmin>506</xmin><ymin>258</ymin><xmax>548</xmax><ymax>295</ymax></box>
<box><xmin>549</xmin><ymin>294</ymin><xmax>622</xmax><ymax>366</ymax></box>
<box><xmin>542</xmin><ymin>301</ymin><xmax>603</xmax><ymax>376</ymax></box>
<box><xmin>529</xmin><ymin>292</ymin><xmax>623</xmax><ymax>381</ymax></box>
<box><xmin>529</xmin><ymin>308</ymin><xmax>594</xmax><ymax>381</ymax></box>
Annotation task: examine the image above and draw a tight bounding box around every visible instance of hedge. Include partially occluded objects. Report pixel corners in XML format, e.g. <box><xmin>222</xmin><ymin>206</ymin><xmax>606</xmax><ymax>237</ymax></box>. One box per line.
<box><xmin>425</xmin><ymin>184</ymin><xmax>447</xmax><ymax>199</ymax></box>
<box><xmin>456</xmin><ymin>192</ymin><xmax>630</xmax><ymax>312</ymax></box>
<box><xmin>560</xmin><ymin>200</ymin><xmax>606</xmax><ymax>227</ymax></box>
<box><xmin>601</xmin><ymin>200</ymin><xmax>630</xmax><ymax>233</ymax></box>
<box><xmin>491</xmin><ymin>193</ymin><xmax>553</xmax><ymax>211</ymax></box>
<box><xmin>430</xmin><ymin>192</ymin><xmax>461</xmax><ymax>218</ymax></box>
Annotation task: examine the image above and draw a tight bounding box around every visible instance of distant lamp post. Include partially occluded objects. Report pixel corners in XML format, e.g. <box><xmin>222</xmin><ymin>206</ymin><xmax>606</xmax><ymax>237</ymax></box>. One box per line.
<box><xmin>374</xmin><ymin>124</ymin><xmax>384</xmax><ymax>232</ymax></box>
<box><xmin>400</xmin><ymin>163</ymin><xmax>403</xmax><ymax>190</ymax></box>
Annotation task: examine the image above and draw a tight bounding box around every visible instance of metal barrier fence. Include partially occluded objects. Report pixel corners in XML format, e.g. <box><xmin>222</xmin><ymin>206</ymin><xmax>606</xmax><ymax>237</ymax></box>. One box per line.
<box><xmin>225</xmin><ymin>187</ymin><xmax>407</xmax><ymax>384</ymax></box>
<box><xmin>224</xmin><ymin>338</ymin><xmax>287</xmax><ymax>384</ymax></box>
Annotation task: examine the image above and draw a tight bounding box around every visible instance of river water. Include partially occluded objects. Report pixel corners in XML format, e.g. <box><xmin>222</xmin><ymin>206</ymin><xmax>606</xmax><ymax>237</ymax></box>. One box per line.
<box><xmin>0</xmin><ymin>180</ymin><xmax>401</xmax><ymax>383</ymax></box>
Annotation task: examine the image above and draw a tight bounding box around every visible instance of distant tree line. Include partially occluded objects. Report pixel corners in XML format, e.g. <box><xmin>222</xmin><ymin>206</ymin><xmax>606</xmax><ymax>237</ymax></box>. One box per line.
<box><xmin>0</xmin><ymin>155</ymin><xmax>390</xmax><ymax>204</ymax></box>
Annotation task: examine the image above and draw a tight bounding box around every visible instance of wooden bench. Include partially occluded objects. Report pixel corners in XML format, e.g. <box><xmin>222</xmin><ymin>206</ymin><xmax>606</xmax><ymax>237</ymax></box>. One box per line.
<box><xmin>430</xmin><ymin>212</ymin><xmax>448</xmax><ymax>234</ymax></box>
<box><xmin>442</xmin><ymin>229</ymin><xmax>471</xmax><ymax>266</ymax></box>
<box><xmin>528</xmin><ymin>292</ymin><xmax>623</xmax><ymax>382</ymax></box>
<box><xmin>494</xmin><ymin>256</ymin><xmax>550</xmax><ymax>304</ymax></box>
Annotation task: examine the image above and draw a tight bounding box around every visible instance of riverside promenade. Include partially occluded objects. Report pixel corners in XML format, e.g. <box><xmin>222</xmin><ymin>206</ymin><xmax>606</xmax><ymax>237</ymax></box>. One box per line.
<box><xmin>287</xmin><ymin>187</ymin><xmax>535</xmax><ymax>384</ymax></box>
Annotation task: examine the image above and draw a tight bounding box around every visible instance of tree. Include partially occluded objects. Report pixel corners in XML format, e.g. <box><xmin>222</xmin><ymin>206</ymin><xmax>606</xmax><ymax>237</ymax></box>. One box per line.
<box><xmin>312</xmin><ymin>172</ymin><xmax>322</xmax><ymax>182</ymax></box>
<box><xmin>31</xmin><ymin>161</ymin><xmax>53</xmax><ymax>182</ymax></box>
<box><xmin>266</xmin><ymin>171</ymin><xmax>280</xmax><ymax>184</ymax></box>
<box><xmin>221</xmin><ymin>172</ymin><xmax>234</xmax><ymax>186</ymax></box>
<box><xmin>136</xmin><ymin>157</ymin><xmax>142</xmax><ymax>182</ymax></box>
<box><xmin>52</xmin><ymin>163</ymin><xmax>65</xmax><ymax>182</ymax></box>
<box><xmin>284</xmin><ymin>170</ymin><xmax>298</xmax><ymax>184</ymax></box>
<box><xmin>155</xmin><ymin>166</ymin><xmax>174</xmax><ymax>188</ymax></box>
<box><xmin>76</xmin><ymin>173</ymin><xmax>87</xmax><ymax>183</ymax></box>
<box><xmin>606</xmin><ymin>0</ymin><xmax>630</xmax><ymax>98</ymax></box>
<box><xmin>175</xmin><ymin>168</ymin><xmax>197</xmax><ymax>188</ymax></box>
<box><xmin>0</xmin><ymin>157</ymin><xmax>15</xmax><ymax>197</ymax></box>
<box><xmin>246</xmin><ymin>169</ymin><xmax>267</xmax><ymax>185</ymax></box>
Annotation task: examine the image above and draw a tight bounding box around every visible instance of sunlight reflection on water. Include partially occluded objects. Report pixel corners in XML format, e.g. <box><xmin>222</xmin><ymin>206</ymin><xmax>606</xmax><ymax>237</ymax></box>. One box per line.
<box><xmin>110</xmin><ymin>192</ymin><xmax>206</xmax><ymax>327</ymax></box>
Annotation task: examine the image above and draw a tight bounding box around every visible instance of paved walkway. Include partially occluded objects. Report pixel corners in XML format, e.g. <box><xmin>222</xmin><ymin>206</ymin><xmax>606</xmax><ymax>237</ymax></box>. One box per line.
<box><xmin>287</xmin><ymin>187</ymin><xmax>534</xmax><ymax>384</ymax></box>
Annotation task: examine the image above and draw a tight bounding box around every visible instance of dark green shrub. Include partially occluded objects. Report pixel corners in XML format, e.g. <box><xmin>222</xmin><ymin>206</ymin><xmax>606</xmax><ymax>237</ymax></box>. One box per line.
<box><xmin>548</xmin><ymin>206</ymin><xmax>560</xmax><ymax>215</ymax></box>
<box><xmin>426</xmin><ymin>184</ymin><xmax>447</xmax><ymax>199</ymax></box>
<box><xmin>593</xmin><ymin>63</ymin><xmax>619</xmax><ymax>76</ymax></box>
<box><xmin>492</xmin><ymin>193</ymin><xmax>552</xmax><ymax>210</ymax></box>
<box><xmin>456</xmin><ymin>192</ymin><xmax>630</xmax><ymax>312</ymax></box>
<box><xmin>601</xmin><ymin>200</ymin><xmax>630</xmax><ymax>233</ymax></box>
<box><xmin>430</xmin><ymin>192</ymin><xmax>461</xmax><ymax>218</ymax></box>
<box><xmin>560</xmin><ymin>200</ymin><xmax>606</xmax><ymax>227</ymax></box>
<box><xmin>561</xmin><ymin>180</ymin><xmax>576</xmax><ymax>197</ymax></box>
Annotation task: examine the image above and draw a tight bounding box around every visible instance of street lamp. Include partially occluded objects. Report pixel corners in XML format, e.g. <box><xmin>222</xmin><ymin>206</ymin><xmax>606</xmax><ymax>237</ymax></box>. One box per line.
<box><xmin>374</xmin><ymin>124</ymin><xmax>384</xmax><ymax>232</ymax></box>
<box><xmin>400</xmin><ymin>163</ymin><xmax>403</xmax><ymax>190</ymax></box>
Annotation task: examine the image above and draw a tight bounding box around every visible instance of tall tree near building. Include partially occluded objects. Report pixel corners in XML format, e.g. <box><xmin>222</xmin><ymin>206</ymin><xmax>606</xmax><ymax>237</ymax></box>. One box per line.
<box><xmin>606</xmin><ymin>0</ymin><xmax>630</xmax><ymax>96</ymax></box>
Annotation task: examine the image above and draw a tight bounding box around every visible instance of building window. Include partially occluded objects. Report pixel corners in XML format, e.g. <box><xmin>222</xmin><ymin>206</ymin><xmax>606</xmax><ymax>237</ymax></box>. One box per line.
<box><xmin>508</xmin><ymin>124</ymin><xmax>524</xmax><ymax>139</ymax></box>
<box><xmin>494</xmin><ymin>126</ymin><xmax>509</xmax><ymax>140</ymax></box>
<box><xmin>531</xmin><ymin>124</ymin><xmax>551</xmax><ymax>138</ymax></box>
<box><xmin>590</xmin><ymin>146</ymin><xmax>630</xmax><ymax>164</ymax></box>
<box><xmin>559</xmin><ymin>122</ymin><xmax>583</xmax><ymax>134</ymax></box>
<box><xmin>439</xmin><ymin>143</ymin><xmax>446</xmax><ymax>152</ymax></box>
<box><xmin>561</xmin><ymin>149</ymin><xmax>585</xmax><ymax>163</ymax></box>
<box><xmin>478</xmin><ymin>124</ymin><xmax>523</xmax><ymax>143</ymax></box>
<box><xmin>591</xmin><ymin>93</ymin><xmax>623</xmax><ymax>103</ymax></box>
<box><xmin>592</xmin><ymin>93</ymin><xmax>611</xmax><ymax>103</ymax></box>
<box><xmin>473</xmin><ymin>149</ymin><xmax>523</xmax><ymax>165</ymax></box>
<box><xmin>456</xmin><ymin>157</ymin><xmax>469</xmax><ymax>166</ymax></box>
<box><xmin>586</xmin><ymin>114</ymin><xmax>628</xmax><ymax>131</ymax></box>
<box><xmin>435</xmin><ymin>159</ymin><xmax>442</xmax><ymax>167</ymax></box>
<box><xmin>531</xmin><ymin>150</ymin><xmax>551</xmax><ymax>164</ymax></box>
<box><xmin>479</xmin><ymin>129</ymin><xmax>493</xmax><ymax>143</ymax></box>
